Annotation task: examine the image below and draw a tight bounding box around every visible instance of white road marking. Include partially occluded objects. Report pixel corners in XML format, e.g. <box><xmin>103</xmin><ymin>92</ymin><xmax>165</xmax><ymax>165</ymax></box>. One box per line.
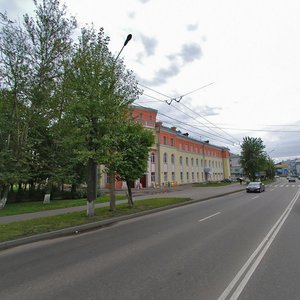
<box><xmin>218</xmin><ymin>188</ymin><xmax>300</xmax><ymax>300</ymax></box>
<box><xmin>270</xmin><ymin>188</ymin><xmax>275</xmax><ymax>191</ymax></box>
<box><xmin>198</xmin><ymin>212</ymin><xmax>221</xmax><ymax>222</ymax></box>
<box><xmin>251</xmin><ymin>196</ymin><xmax>259</xmax><ymax>199</ymax></box>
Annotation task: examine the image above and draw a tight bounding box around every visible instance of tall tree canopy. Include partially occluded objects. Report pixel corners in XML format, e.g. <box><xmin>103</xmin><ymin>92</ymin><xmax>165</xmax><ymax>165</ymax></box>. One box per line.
<box><xmin>63</xmin><ymin>26</ymin><xmax>141</xmax><ymax>216</ymax></box>
<box><xmin>240</xmin><ymin>137</ymin><xmax>266</xmax><ymax>181</ymax></box>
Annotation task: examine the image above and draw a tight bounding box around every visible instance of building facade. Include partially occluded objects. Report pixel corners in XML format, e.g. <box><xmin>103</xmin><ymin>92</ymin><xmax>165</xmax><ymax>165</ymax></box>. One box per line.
<box><xmin>99</xmin><ymin>105</ymin><xmax>231</xmax><ymax>189</ymax></box>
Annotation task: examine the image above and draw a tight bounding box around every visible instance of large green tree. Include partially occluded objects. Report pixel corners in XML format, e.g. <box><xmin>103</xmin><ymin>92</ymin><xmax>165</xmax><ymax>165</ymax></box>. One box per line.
<box><xmin>0</xmin><ymin>13</ymin><xmax>31</xmax><ymax>207</ymax></box>
<box><xmin>240</xmin><ymin>137</ymin><xmax>266</xmax><ymax>181</ymax></box>
<box><xmin>113</xmin><ymin>121</ymin><xmax>154</xmax><ymax>208</ymax></box>
<box><xmin>23</xmin><ymin>0</ymin><xmax>77</xmax><ymax>196</ymax></box>
<box><xmin>63</xmin><ymin>26</ymin><xmax>141</xmax><ymax>216</ymax></box>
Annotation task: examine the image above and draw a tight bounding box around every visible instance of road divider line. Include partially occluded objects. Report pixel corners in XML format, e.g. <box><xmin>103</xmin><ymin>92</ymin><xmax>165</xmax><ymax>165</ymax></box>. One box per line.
<box><xmin>218</xmin><ymin>188</ymin><xmax>300</xmax><ymax>300</ymax></box>
<box><xmin>198</xmin><ymin>212</ymin><xmax>221</xmax><ymax>222</ymax></box>
<box><xmin>251</xmin><ymin>196</ymin><xmax>259</xmax><ymax>199</ymax></box>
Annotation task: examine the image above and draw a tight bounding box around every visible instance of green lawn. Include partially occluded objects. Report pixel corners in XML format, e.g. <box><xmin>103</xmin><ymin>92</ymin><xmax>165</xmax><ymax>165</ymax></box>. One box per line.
<box><xmin>0</xmin><ymin>194</ymin><xmax>126</xmax><ymax>217</ymax></box>
<box><xmin>0</xmin><ymin>197</ymin><xmax>191</xmax><ymax>242</ymax></box>
<box><xmin>192</xmin><ymin>182</ymin><xmax>232</xmax><ymax>187</ymax></box>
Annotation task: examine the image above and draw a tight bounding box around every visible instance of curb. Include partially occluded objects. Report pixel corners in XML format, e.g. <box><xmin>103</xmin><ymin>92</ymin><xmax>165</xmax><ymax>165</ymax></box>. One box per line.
<box><xmin>0</xmin><ymin>188</ymin><xmax>245</xmax><ymax>251</ymax></box>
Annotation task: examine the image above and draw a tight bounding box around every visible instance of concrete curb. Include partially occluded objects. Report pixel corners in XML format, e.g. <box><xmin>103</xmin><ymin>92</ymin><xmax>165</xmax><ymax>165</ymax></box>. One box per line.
<box><xmin>0</xmin><ymin>188</ymin><xmax>245</xmax><ymax>251</ymax></box>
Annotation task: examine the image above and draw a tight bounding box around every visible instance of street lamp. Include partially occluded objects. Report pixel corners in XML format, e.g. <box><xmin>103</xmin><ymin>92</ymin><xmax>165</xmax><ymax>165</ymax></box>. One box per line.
<box><xmin>115</xmin><ymin>34</ymin><xmax>132</xmax><ymax>60</ymax></box>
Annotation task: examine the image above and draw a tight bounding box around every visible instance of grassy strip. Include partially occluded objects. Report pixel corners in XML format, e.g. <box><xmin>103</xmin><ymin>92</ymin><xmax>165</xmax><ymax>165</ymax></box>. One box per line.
<box><xmin>192</xmin><ymin>182</ymin><xmax>231</xmax><ymax>187</ymax></box>
<box><xmin>0</xmin><ymin>195</ymin><xmax>126</xmax><ymax>217</ymax></box>
<box><xmin>0</xmin><ymin>197</ymin><xmax>191</xmax><ymax>242</ymax></box>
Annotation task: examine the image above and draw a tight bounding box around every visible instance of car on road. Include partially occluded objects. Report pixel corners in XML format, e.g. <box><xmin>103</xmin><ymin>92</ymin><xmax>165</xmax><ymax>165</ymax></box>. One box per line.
<box><xmin>246</xmin><ymin>181</ymin><xmax>265</xmax><ymax>193</ymax></box>
<box><xmin>288</xmin><ymin>177</ymin><xmax>296</xmax><ymax>182</ymax></box>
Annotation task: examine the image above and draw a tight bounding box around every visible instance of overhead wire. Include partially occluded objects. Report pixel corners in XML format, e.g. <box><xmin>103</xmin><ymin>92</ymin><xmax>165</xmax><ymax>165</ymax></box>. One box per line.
<box><xmin>137</xmin><ymin>83</ymin><xmax>241</xmax><ymax>146</ymax></box>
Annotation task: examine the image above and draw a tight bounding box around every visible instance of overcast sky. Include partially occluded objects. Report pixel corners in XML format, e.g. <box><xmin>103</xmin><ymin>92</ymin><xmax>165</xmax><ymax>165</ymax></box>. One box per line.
<box><xmin>2</xmin><ymin>0</ymin><xmax>300</xmax><ymax>162</ymax></box>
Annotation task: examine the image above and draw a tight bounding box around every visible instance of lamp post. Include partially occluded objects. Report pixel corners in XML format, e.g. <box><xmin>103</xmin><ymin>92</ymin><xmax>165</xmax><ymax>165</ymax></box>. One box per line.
<box><xmin>115</xmin><ymin>34</ymin><xmax>132</xmax><ymax>61</ymax></box>
<box><xmin>108</xmin><ymin>33</ymin><xmax>132</xmax><ymax>211</ymax></box>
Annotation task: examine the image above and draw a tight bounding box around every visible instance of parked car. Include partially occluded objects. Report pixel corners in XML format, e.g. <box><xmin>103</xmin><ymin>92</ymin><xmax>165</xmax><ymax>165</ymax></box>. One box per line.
<box><xmin>288</xmin><ymin>177</ymin><xmax>296</xmax><ymax>182</ymax></box>
<box><xmin>220</xmin><ymin>178</ymin><xmax>232</xmax><ymax>183</ymax></box>
<box><xmin>246</xmin><ymin>181</ymin><xmax>265</xmax><ymax>193</ymax></box>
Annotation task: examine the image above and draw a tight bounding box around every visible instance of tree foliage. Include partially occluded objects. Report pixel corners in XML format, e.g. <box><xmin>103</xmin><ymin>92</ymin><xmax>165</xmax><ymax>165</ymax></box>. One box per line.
<box><xmin>114</xmin><ymin>121</ymin><xmax>155</xmax><ymax>207</ymax></box>
<box><xmin>240</xmin><ymin>137</ymin><xmax>267</xmax><ymax>181</ymax></box>
<box><xmin>62</xmin><ymin>26</ymin><xmax>141</xmax><ymax>216</ymax></box>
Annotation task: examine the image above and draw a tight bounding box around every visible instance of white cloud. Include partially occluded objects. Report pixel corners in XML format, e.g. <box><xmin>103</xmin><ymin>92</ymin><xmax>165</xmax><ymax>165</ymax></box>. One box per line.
<box><xmin>2</xmin><ymin>0</ymin><xmax>300</xmax><ymax>160</ymax></box>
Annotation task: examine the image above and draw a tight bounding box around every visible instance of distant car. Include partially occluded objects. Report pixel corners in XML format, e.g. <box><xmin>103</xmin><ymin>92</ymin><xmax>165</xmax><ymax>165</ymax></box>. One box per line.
<box><xmin>246</xmin><ymin>182</ymin><xmax>265</xmax><ymax>193</ymax></box>
<box><xmin>274</xmin><ymin>175</ymin><xmax>279</xmax><ymax>178</ymax></box>
<box><xmin>288</xmin><ymin>177</ymin><xmax>296</xmax><ymax>182</ymax></box>
<box><xmin>221</xmin><ymin>178</ymin><xmax>232</xmax><ymax>183</ymax></box>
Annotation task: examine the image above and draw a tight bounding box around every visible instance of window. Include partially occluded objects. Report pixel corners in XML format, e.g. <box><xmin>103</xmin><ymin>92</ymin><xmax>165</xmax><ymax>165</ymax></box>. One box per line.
<box><xmin>163</xmin><ymin>153</ymin><xmax>168</xmax><ymax>164</ymax></box>
<box><xmin>172</xmin><ymin>172</ymin><xmax>175</xmax><ymax>181</ymax></box>
<box><xmin>180</xmin><ymin>172</ymin><xmax>183</xmax><ymax>181</ymax></box>
<box><xmin>185</xmin><ymin>144</ymin><xmax>188</xmax><ymax>151</ymax></box>
<box><xmin>106</xmin><ymin>173</ymin><xmax>110</xmax><ymax>184</ymax></box>
<box><xmin>164</xmin><ymin>172</ymin><xmax>168</xmax><ymax>181</ymax></box>
<box><xmin>191</xmin><ymin>146</ymin><xmax>193</xmax><ymax>152</ymax></box>
<box><xmin>196</xmin><ymin>158</ymin><xmax>199</xmax><ymax>166</ymax></box>
<box><xmin>151</xmin><ymin>152</ymin><xmax>155</xmax><ymax>163</ymax></box>
<box><xmin>191</xmin><ymin>158</ymin><xmax>194</xmax><ymax>166</ymax></box>
<box><xmin>192</xmin><ymin>172</ymin><xmax>194</xmax><ymax>180</ymax></box>
<box><xmin>171</xmin><ymin>154</ymin><xmax>175</xmax><ymax>164</ymax></box>
<box><xmin>186</xmin><ymin>157</ymin><xmax>189</xmax><ymax>166</ymax></box>
<box><xmin>180</xmin><ymin>156</ymin><xmax>183</xmax><ymax>166</ymax></box>
<box><xmin>186</xmin><ymin>172</ymin><xmax>189</xmax><ymax>180</ymax></box>
<box><xmin>171</xmin><ymin>138</ymin><xmax>174</xmax><ymax>146</ymax></box>
<box><xmin>151</xmin><ymin>172</ymin><xmax>155</xmax><ymax>182</ymax></box>
<box><xmin>163</xmin><ymin>136</ymin><xmax>167</xmax><ymax>145</ymax></box>
<box><xmin>139</xmin><ymin>113</ymin><xmax>143</xmax><ymax>120</ymax></box>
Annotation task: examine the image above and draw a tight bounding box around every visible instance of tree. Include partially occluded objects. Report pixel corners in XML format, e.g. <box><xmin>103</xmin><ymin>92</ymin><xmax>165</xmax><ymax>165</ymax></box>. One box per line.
<box><xmin>114</xmin><ymin>121</ymin><xmax>154</xmax><ymax>208</ymax></box>
<box><xmin>240</xmin><ymin>137</ymin><xmax>266</xmax><ymax>181</ymax></box>
<box><xmin>0</xmin><ymin>0</ymin><xmax>77</xmax><ymax>207</ymax></box>
<box><xmin>0</xmin><ymin>13</ymin><xmax>31</xmax><ymax>208</ymax></box>
<box><xmin>23</xmin><ymin>0</ymin><xmax>77</xmax><ymax>198</ymax></box>
<box><xmin>63</xmin><ymin>26</ymin><xmax>141</xmax><ymax>216</ymax></box>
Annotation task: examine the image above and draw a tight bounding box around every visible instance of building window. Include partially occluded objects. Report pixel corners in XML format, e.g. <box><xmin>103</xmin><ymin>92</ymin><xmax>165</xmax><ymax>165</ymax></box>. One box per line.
<box><xmin>196</xmin><ymin>158</ymin><xmax>199</xmax><ymax>166</ymax></box>
<box><xmin>151</xmin><ymin>152</ymin><xmax>155</xmax><ymax>163</ymax></box>
<box><xmin>180</xmin><ymin>156</ymin><xmax>183</xmax><ymax>166</ymax></box>
<box><xmin>106</xmin><ymin>173</ymin><xmax>110</xmax><ymax>184</ymax></box>
<box><xmin>139</xmin><ymin>113</ymin><xmax>143</xmax><ymax>120</ymax></box>
<box><xmin>191</xmin><ymin>158</ymin><xmax>194</xmax><ymax>166</ymax></box>
<box><xmin>187</xmin><ymin>172</ymin><xmax>189</xmax><ymax>180</ymax></box>
<box><xmin>197</xmin><ymin>172</ymin><xmax>199</xmax><ymax>180</ymax></box>
<box><xmin>185</xmin><ymin>144</ymin><xmax>188</xmax><ymax>151</ymax></box>
<box><xmin>172</xmin><ymin>172</ymin><xmax>175</xmax><ymax>181</ymax></box>
<box><xmin>192</xmin><ymin>172</ymin><xmax>194</xmax><ymax>180</ymax></box>
<box><xmin>191</xmin><ymin>145</ymin><xmax>193</xmax><ymax>152</ymax></box>
<box><xmin>180</xmin><ymin>172</ymin><xmax>183</xmax><ymax>181</ymax></box>
<box><xmin>186</xmin><ymin>157</ymin><xmax>189</xmax><ymax>166</ymax></box>
<box><xmin>151</xmin><ymin>172</ymin><xmax>155</xmax><ymax>182</ymax></box>
<box><xmin>171</xmin><ymin>138</ymin><xmax>174</xmax><ymax>146</ymax></box>
<box><xmin>163</xmin><ymin>136</ymin><xmax>167</xmax><ymax>145</ymax></box>
<box><xmin>171</xmin><ymin>154</ymin><xmax>175</xmax><ymax>164</ymax></box>
<box><xmin>163</xmin><ymin>153</ymin><xmax>168</xmax><ymax>164</ymax></box>
<box><xmin>164</xmin><ymin>172</ymin><xmax>168</xmax><ymax>182</ymax></box>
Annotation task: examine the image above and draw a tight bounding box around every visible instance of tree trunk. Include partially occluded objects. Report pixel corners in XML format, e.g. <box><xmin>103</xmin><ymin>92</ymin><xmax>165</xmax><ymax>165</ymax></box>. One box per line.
<box><xmin>109</xmin><ymin>169</ymin><xmax>116</xmax><ymax>211</ymax></box>
<box><xmin>126</xmin><ymin>180</ymin><xmax>134</xmax><ymax>208</ymax></box>
<box><xmin>0</xmin><ymin>185</ymin><xmax>9</xmax><ymax>209</ymax></box>
<box><xmin>87</xmin><ymin>157</ymin><xmax>97</xmax><ymax>217</ymax></box>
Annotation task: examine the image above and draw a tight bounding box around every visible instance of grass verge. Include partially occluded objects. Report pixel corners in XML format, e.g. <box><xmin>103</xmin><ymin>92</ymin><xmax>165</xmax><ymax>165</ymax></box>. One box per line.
<box><xmin>0</xmin><ymin>195</ymin><xmax>126</xmax><ymax>217</ymax></box>
<box><xmin>192</xmin><ymin>182</ymin><xmax>231</xmax><ymax>187</ymax></box>
<box><xmin>0</xmin><ymin>197</ymin><xmax>191</xmax><ymax>242</ymax></box>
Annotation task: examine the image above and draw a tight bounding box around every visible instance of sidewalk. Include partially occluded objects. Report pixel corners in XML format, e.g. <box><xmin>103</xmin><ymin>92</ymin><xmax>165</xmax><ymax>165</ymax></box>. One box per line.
<box><xmin>0</xmin><ymin>183</ymin><xmax>245</xmax><ymax>224</ymax></box>
<box><xmin>0</xmin><ymin>183</ymin><xmax>246</xmax><ymax>250</ymax></box>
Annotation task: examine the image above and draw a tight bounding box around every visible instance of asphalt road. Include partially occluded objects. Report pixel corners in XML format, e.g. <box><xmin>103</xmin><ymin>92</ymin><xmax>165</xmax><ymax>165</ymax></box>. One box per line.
<box><xmin>1</xmin><ymin>178</ymin><xmax>300</xmax><ymax>300</ymax></box>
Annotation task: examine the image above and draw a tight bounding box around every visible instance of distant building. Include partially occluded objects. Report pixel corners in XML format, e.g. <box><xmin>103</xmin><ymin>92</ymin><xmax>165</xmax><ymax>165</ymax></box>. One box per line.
<box><xmin>98</xmin><ymin>105</ymin><xmax>231</xmax><ymax>189</ymax></box>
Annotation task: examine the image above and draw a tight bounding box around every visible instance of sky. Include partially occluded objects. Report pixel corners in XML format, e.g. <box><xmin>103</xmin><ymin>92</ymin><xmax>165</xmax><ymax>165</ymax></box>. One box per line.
<box><xmin>2</xmin><ymin>0</ymin><xmax>300</xmax><ymax>162</ymax></box>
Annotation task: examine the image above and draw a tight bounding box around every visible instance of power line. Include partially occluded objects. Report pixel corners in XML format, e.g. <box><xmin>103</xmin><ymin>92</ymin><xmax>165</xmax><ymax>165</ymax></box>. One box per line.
<box><xmin>137</xmin><ymin>84</ymin><xmax>241</xmax><ymax>145</ymax></box>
